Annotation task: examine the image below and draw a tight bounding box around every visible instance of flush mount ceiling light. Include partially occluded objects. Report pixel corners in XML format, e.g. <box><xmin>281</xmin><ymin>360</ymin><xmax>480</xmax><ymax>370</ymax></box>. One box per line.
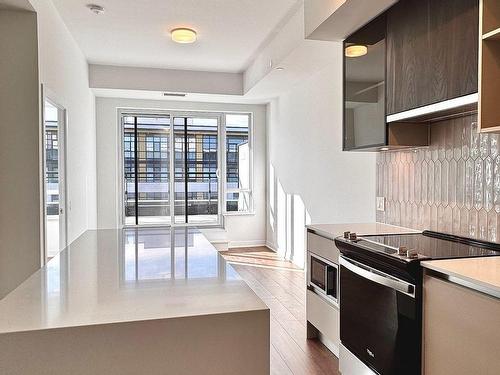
<box><xmin>171</xmin><ymin>28</ymin><xmax>197</xmax><ymax>44</ymax></box>
<box><xmin>87</xmin><ymin>4</ymin><xmax>105</xmax><ymax>15</ymax></box>
<box><xmin>345</xmin><ymin>44</ymin><xmax>368</xmax><ymax>58</ymax></box>
<box><xmin>275</xmin><ymin>67</ymin><xmax>285</xmax><ymax>71</ymax></box>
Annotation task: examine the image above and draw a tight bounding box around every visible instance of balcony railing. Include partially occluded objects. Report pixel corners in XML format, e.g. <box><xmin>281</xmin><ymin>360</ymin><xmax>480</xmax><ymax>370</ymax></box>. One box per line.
<box><xmin>124</xmin><ymin>171</ymin><xmax>220</xmax><ymax>217</ymax></box>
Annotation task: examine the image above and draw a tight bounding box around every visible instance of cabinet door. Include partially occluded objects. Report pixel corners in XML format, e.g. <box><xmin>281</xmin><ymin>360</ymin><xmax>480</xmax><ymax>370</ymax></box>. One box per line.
<box><xmin>429</xmin><ymin>0</ymin><xmax>478</xmax><ymax>103</ymax></box>
<box><xmin>386</xmin><ymin>0</ymin><xmax>430</xmax><ymax>115</ymax></box>
<box><xmin>386</xmin><ymin>0</ymin><xmax>478</xmax><ymax>115</ymax></box>
<box><xmin>343</xmin><ymin>13</ymin><xmax>387</xmax><ymax>150</ymax></box>
<box><xmin>423</xmin><ymin>274</ymin><xmax>500</xmax><ymax>375</ymax></box>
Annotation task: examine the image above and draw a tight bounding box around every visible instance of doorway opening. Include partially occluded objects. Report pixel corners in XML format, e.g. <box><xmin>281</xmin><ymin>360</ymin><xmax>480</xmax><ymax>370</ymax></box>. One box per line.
<box><xmin>43</xmin><ymin>98</ymin><xmax>67</xmax><ymax>262</ymax></box>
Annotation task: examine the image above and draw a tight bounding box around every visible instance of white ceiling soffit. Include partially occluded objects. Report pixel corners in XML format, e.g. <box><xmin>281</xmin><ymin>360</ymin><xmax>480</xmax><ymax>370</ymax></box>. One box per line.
<box><xmin>245</xmin><ymin>39</ymin><xmax>338</xmax><ymax>98</ymax></box>
<box><xmin>51</xmin><ymin>0</ymin><xmax>301</xmax><ymax>73</ymax></box>
<box><xmin>92</xmin><ymin>88</ymin><xmax>272</xmax><ymax>105</ymax></box>
<box><xmin>243</xmin><ymin>3</ymin><xmax>338</xmax><ymax>97</ymax></box>
<box><xmin>89</xmin><ymin>64</ymin><xmax>243</xmax><ymax>96</ymax></box>
<box><xmin>0</xmin><ymin>0</ymin><xmax>34</xmax><ymax>11</ymax></box>
<box><xmin>305</xmin><ymin>0</ymin><xmax>398</xmax><ymax>41</ymax></box>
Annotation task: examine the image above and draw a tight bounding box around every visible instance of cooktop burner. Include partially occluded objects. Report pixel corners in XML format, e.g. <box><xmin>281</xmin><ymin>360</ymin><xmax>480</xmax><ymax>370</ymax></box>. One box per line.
<box><xmin>358</xmin><ymin>231</ymin><xmax>500</xmax><ymax>260</ymax></box>
<box><xmin>335</xmin><ymin>230</ymin><xmax>500</xmax><ymax>281</ymax></box>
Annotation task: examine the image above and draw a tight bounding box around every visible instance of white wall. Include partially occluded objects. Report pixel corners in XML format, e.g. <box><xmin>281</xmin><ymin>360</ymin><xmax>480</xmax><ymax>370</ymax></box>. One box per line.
<box><xmin>30</xmin><ymin>0</ymin><xmax>97</xmax><ymax>241</ymax></box>
<box><xmin>95</xmin><ymin>97</ymin><xmax>266</xmax><ymax>247</ymax></box>
<box><xmin>266</xmin><ymin>43</ymin><xmax>376</xmax><ymax>267</ymax></box>
<box><xmin>0</xmin><ymin>0</ymin><xmax>97</xmax><ymax>299</ymax></box>
<box><xmin>0</xmin><ymin>9</ymin><xmax>40</xmax><ymax>299</ymax></box>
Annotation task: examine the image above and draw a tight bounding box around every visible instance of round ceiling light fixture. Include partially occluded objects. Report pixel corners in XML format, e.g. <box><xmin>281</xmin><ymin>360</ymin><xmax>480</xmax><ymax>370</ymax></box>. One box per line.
<box><xmin>171</xmin><ymin>28</ymin><xmax>197</xmax><ymax>44</ymax></box>
<box><xmin>345</xmin><ymin>44</ymin><xmax>368</xmax><ymax>58</ymax></box>
<box><xmin>87</xmin><ymin>4</ymin><xmax>105</xmax><ymax>15</ymax></box>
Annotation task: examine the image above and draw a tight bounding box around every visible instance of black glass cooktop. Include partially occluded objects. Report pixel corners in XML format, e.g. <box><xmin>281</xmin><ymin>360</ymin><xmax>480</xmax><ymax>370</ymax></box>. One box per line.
<box><xmin>358</xmin><ymin>231</ymin><xmax>500</xmax><ymax>260</ymax></box>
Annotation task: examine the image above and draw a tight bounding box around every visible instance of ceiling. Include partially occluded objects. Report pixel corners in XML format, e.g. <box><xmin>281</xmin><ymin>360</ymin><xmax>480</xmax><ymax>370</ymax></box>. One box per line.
<box><xmin>52</xmin><ymin>0</ymin><xmax>301</xmax><ymax>73</ymax></box>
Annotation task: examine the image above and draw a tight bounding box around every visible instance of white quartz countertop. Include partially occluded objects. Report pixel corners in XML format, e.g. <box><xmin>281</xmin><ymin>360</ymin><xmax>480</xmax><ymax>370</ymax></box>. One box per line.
<box><xmin>306</xmin><ymin>222</ymin><xmax>420</xmax><ymax>240</ymax></box>
<box><xmin>422</xmin><ymin>257</ymin><xmax>500</xmax><ymax>298</ymax></box>
<box><xmin>0</xmin><ymin>228</ymin><xmax>267</xmax><ymax>334</ymax></box>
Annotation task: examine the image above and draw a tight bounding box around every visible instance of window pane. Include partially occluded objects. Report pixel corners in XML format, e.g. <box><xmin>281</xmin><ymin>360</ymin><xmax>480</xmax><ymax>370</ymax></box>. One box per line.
<box><xmin>174</xmin><ymin>117</ymin><xmax>219</xmax><ymax>224</ymax></box>
<box><xmin>226</xmin><ymin>114</ymin><xmax>250</xmax><ymax>191</ymax></box>
<box><xmin>44</xmin><ymin>101</ymin><xmax>60</xmax><ymax>259</ymax></box>
<box><xmin>123</xmin><ymin>116</ymin><xmax>171</xmax><ymax>225</ymax></box>
<box><xmin>136</xmin><ymin>116</ymin><xmax>171</xmax><ymax>225</ymax></box>
<box><xmin>226</xmin><ymin>191</ymin><xmax>251</xmax><ymax>212</ymax></box>
<box><xmin>123</xmin><ymin>121</ymin><xmax>136</xmax><ymax>225</ymax></box>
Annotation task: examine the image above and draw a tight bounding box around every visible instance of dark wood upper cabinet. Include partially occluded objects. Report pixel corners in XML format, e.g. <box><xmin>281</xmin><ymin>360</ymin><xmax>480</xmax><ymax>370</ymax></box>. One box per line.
<box><xmin>386</xmin><ymin>0</ymin><xmax>479</xmax><ymax>115</ymax></box>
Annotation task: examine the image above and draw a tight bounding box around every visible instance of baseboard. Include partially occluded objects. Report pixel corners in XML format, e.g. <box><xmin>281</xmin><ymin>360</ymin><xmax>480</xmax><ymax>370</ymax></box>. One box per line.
<box><xmin>264</xmin><ymin>241</ymin><xmax>304</xmax><ymax>268</ymax></box>
<box><xmin>265</xmin><ymin>241</ymin><xmax>277</xmax><ymax>252</ymax></box>
<box><xmin>228</xmin><ymin>240</ymin><xmax>266</xmax><ymax>248</ymax></box>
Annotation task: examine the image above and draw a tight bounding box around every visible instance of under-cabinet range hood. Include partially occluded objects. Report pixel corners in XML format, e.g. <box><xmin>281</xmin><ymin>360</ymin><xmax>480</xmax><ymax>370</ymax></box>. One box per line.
<box><xmin>386</xmin><ymin>93</ymin><xmax>478</xmax><ymax>123</ymax></box>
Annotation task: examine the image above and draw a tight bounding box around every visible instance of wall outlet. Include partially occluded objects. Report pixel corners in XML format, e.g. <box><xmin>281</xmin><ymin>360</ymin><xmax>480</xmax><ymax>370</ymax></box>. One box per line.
<box><xmin>376</xmin><ymin>197</ymin><xmax>385</xmax><ymax>212</ymax></box>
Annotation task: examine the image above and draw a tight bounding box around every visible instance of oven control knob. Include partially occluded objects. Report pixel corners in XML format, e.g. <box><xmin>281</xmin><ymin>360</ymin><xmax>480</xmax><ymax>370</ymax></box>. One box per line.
<box><xmin>343</xmin><ymin>231</ymin><xmax>351</xmax><ymax>239</ymax></box>
<box><xmin>348</xmin><ymin>232</ymin><xmax>357</xmax><ymax>241</ymax></box>
<box><xmin>406</xmin><ymin>249</ymin><xmax>419</xmax><ymax>259</ymax></box>
<box><xmin>398</xmin><ymin>246</ymin><xmax>408</xmax><ymax>256</ymax></box>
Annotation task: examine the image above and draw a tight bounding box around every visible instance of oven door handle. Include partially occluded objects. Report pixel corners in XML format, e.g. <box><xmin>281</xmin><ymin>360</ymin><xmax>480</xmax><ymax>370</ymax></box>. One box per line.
<box><xmin>340</xmin><ymin>256</ymin><xmax>415</xmax><ymax>298</ymax></box>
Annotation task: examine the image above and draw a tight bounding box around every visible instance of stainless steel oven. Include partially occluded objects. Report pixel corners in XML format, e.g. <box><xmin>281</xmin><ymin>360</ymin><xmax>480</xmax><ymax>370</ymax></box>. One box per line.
<box><xmin>308</xmin><ymin>253</ymin><xmax>338</xmax><ymax>305</ymax></box>
<box><xmin>339</xmin><ymin>255</ymin><xmax>419</xmax><ymax>375</ymax></box>
<box><xmin>335</xmin><ymin>230</ymin><xmax>500</xmax><ymax>375</ymax></box>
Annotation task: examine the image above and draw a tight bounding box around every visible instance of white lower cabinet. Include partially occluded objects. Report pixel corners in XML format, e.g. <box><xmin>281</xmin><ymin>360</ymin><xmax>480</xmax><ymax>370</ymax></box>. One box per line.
<box><xmin>306</xmin><ymin>289</ymin><xmax>340</xmax><ymax>356</ymax></box>
<box><xmin>423</xmin><ymin>274</ymin><xmax>500</xmax><ymax>375</ymax></box>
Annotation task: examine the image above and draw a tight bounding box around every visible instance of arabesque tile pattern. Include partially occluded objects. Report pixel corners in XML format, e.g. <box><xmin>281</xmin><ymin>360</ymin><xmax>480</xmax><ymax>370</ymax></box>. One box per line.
<box><xmin>377</xmin><ymin>114</ymin><xmax>500</xmax><ymax>242</ymax></box>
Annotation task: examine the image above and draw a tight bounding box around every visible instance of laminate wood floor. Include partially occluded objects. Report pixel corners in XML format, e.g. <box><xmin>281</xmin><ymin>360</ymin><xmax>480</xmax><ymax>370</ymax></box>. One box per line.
<box><xmin>220</xmin><ymin>247</ymin><xmax>340</xmax><ymax>375</ymax></box>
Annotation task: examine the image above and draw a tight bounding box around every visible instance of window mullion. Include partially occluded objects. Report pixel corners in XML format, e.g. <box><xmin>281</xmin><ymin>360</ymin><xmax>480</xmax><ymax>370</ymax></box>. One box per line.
<box><xmin>134</xmin><ymin>116</ymin><xmax>139</xmax><ymax>225</ymax></box>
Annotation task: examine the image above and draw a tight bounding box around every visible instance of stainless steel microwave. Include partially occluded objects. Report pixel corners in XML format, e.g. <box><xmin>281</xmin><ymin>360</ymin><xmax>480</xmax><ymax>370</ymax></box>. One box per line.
<box><xmin>308</xmin><ymin>252</ymin><xmax>339</xmax><ymax>305</ymax></box>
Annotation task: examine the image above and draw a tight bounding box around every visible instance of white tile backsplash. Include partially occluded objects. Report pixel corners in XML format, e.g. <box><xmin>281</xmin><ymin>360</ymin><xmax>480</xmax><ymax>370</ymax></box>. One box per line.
<box><xmin>377</xmin><ymin>114</ymin><xmax>500</xmax><ymax>242</ymax></box>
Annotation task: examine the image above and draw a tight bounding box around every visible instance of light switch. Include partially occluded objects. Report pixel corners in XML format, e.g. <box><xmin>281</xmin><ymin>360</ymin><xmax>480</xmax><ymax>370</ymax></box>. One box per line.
<box><xmin>376</xmin><ymin>197</ymin><xmax>385</xmax><ymax>212</ymax></box>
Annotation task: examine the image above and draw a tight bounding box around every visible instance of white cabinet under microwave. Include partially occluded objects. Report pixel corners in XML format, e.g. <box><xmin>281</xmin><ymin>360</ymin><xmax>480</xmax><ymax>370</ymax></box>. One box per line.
<box><xmin>306</xmin><ymin>231</ymin><xmax>341</xmax><ymax>356</ymax></box>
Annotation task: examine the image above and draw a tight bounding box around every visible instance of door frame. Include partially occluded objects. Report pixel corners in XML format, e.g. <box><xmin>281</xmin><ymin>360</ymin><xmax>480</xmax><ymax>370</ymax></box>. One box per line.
<box><xmin>41</xmin><ymin>85</ymin><xmax>68</xmax><ymax>264</ymax></box>
<box><xmin>117</xmin><ymin>109</ymin><xmax>224</xmax><ymax>228</ymax></box>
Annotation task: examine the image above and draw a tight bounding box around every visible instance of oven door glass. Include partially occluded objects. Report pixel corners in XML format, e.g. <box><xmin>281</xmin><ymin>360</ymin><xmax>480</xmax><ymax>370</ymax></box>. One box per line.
<box><xmin>340</xmin><ymin>258</ymin><xmax>419</xmax><ymax>375</ymax></box>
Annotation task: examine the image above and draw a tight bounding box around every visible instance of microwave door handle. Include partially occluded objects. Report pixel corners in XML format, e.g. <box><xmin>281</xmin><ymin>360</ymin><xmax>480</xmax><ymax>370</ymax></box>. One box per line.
<box><xmin>340</xmin><ymin>257</ymin><xmax>415</xmax><ymax>298</ymax></box>
<box><xmin>324</xmin><ymin>264</ymin><xmax>328</xmax><ymax>290</ymax></box>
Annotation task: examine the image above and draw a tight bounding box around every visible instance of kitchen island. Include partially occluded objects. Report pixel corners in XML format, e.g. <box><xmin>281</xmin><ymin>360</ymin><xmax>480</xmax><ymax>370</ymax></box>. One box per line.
<box><xmin>0</xmin><ymin>228</ymin><xmax>270</xmax><ymax>375</ymax></box>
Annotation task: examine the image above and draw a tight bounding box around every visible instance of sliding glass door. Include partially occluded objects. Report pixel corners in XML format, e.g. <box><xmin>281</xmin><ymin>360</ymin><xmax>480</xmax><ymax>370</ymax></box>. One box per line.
<box><xmin>123</xmin><ymin>112</ymin><xmax>221</xmax><ymax>226</ymax></box>
<box><xmin>123</xmin><ymin>115</ymin><xmax>171</xmax><ymax>225</ymax></box>
<box><xmin>173</xmin><ymin>116</ymin><xmax>220</xmax><ymax>225</ymax></box>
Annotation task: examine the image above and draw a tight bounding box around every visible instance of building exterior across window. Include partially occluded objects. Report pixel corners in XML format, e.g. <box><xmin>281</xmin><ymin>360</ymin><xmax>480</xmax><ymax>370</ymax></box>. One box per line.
<box><xmin>45</xmin><ymin>121</ymin><xmax>59</xmax><ymax>215</ymax></box>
